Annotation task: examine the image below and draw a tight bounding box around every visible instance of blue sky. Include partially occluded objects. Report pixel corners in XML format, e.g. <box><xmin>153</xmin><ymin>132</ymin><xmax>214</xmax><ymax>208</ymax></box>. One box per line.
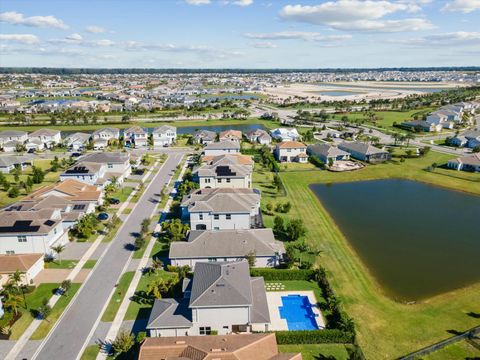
<box><xmin>0</xmin><ymin>0</ymin><xmax>479</xmax><ymax>68</ymax></box>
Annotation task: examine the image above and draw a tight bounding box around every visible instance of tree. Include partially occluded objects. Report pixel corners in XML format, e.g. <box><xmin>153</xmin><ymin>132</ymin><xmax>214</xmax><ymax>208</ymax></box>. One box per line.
<box><xmin>61</xmin><ymin>280</ymin><xmax>72</xmax><ymax>296</ymax></box>
<box><xmin>8</xmin><ymin>186</ymin><xmax>19</xmax><ymax>198</ymax></box>
<box><xmin>161</xmin><ymin>219</ymin><xmax>189</xmax><ymax>243</ymax></box>
<box><xmin>134</xmin><ymin>235</ymin><xmax>146</xmax><ymax>250</ymax></box>
<box><xmin>51</xmin><ymin>244</ymin><xmax>66</xmax><ymax>262</ymax></box>
<box><xmin>285</xmin><ymin>218</ymin><xmax>307</xmax><ymax>241</ymax></box>
<box><xmin>273</xmin><ymin>216</ymin><xmax>285</xmax><ymax>236</ymax></box>
<box><xmin>146</xmin><ymin>277</ymin><xmax>178</xmax><ymax>299</ymax></box>
<box><xmin>37</xmin><ymin>298</ymin><xmax>52</xmax><ymax>320</ymax></box>
<box><xmin>473</xmin><ymin>145</ymin><xmax>480</xmax><ymax>153</ymax></box>
<box><xmin>75</xmin><ymin>213</ymin><xmax>100</xmax><ymax>239</ymax></box>
<box><xmin>31</xmin><ymin>166</ymin><xmax>45</xmax><ymax>184</ymax></box>
<box><xmin>3</xmin><ymin>292</ymin><xmax>22</xmax><ymax>317</ymax></box>
<box><xmin>405</xmin><ymin>133</ymin><xmax>415</xmax><ymax>147</ymax></box>
<box><xmin>273</xmin><ymin>174</ymin><xmax>282</xmax><ymax>190</ymax></box>
<box><xmin>246</xmin><ymin>251</ymin><xmax>256</xmax><ymax>267</ymax></box>
<box><xmin>111</xmin><ymin>330</ymin><xmax>135</xmax><ymax>357</ymax></box>
<box><xmin>140</xmin><ymin>218</ymin><xmax>151</xmax><ymax>236</ymax></box>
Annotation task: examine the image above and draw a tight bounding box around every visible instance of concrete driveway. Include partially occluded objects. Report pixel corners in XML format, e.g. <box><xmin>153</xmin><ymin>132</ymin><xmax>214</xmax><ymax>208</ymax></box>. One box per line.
<box><xmin>32</xmin><ymin>152</ymin><xmax>185</xmax><ymax>360</ymax></box>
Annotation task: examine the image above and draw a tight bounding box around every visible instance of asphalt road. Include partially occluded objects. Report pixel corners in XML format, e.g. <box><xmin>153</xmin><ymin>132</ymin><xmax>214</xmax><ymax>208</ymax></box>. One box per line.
<box><xmin>33</xmin><ymin>152</ymin><xmax>184</xmax><ymax>360</ymax></box>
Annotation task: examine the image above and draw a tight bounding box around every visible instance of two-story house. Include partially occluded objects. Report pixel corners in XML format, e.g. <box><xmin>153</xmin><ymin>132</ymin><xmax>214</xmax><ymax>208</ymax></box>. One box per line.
<box><xmin>64</xmin><ymin>132</ymin><xmax>91</xmax><ymax>151</ymax></box>
<box><xmin>76</xmin><ymin>152</ymin><xmax>132</xmax><ymax>185</ymax></box>
<box><xmin>274</xmin><ymin>141</ymin><xmax>308</xmax><ymax>163</ymax></box>
<box><xmin>193</xmin><ymin>130</ymin><xmax>216</xmax><ymax>145</ymax></box>
<box><xmin>152</xmin><ymin>125</ymin><xmax>176</xmax><ymax>147</ymax></box>
<box><xmin>0</xmin><ymin>209</ymin><xmax>69</xmax><ymax>255</ymax></box>
<box><xmin>181</xmin><ymin>188</ymin><xmax>261</xmax><ymax>230</ymax></box>
<box><xmin>124</xmin><ymin>126</ymin><xmax>148</xmax><ymax>148</ymax></box>
<box><xmin>169</xmin><ymin>229</ymin><xmax>285</xmax><ymax>269</ymax></box>
<box><xmin>60</xmin><ymin>162</ymin><xmax>106</xmax><ymax>186</ymax></box>
<box><xmin>0</xmin><ymin>131</ymin><xmax>28</xmax><ymax>152</ymax></box>
<box><xmin>92</xmin><ymin>127</ymin><xmax>120</xmax><ymax>149</ymax></box>
<box><xmin>219</xmin><ymin>129</ymin><xmax>242</xmax><ymax>143</ymax></box>
<box><xmin>28</xmin><ymin>129</ymin><xmax>62</xmax><ymax>149</ymax></box>
<box><xmin>247</xmin><ymin>129</ymin><xmax>272</xmax><ymax>145</ymax></box>
<box><xmin>194</xmin><ymin>154</ymin><xmax>253</xmax><ymax>189</ymax></box>
<box><xmin>203</xmin><ymin>141</ymin><xmax>240</xmax><ymax>156</ymax></box>
<box><xmin>146</xmin><ymin>261</ymin><xmax>270</xmax><ymax>337</ymax></box>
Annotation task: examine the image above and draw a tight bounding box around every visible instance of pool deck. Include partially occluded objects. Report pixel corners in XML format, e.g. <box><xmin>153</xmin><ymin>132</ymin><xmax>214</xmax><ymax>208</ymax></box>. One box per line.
<box><xmin>266</xmin><ymin>291</ymin><xmax>326</xmax><ymax>331</ymax></box>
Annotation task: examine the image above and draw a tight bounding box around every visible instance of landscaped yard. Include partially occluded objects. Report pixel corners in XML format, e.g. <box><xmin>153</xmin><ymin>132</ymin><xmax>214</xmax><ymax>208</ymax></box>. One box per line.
<box><xmin>265</xmin><ymin>280</ymin><xmax>325</xmax><ymax>308</ymax></box>
<box><xmin>101</xmin><ymin>271</ymin><xmax>135</xmax><ymax>322</ymax></box>
<box><xmin>423</xmin><ymin>339</ymin><xmax>480</xmax><ymax>359</ymax></box>
<box><xmin>110</xmin><ymin>186</ymin><xmax>134</xmax><ymax>203</ymax></box>
<box><xmin>45</xmin><ymin>260</ymin><xmax>79</xmax><ymax>269</ymax></box>
<box><xmin>279</xmin><ymin>344</ymin><xmax>354</xmax><ymax>360</ymax></box>
<box><xmin>30</xmin><ymin>283</ymin><xmax>81</xmax><ymax>340</ymax></box>
<box><xmin>80</xmin><ymin>345</ymin><xmax>100</xmax><ymax>360</ymax></box>
<box><xmin>254</xmin><ymin>151</ymin><xmax>480</xmax><ymax>359</ymax></box>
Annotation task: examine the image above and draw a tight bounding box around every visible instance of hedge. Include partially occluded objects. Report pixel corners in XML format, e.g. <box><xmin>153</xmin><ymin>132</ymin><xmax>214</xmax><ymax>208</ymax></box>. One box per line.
<box><xmin>275</xmin><ymin>329</ymin><xmax>354</xmax><ymax>344</ymax></box>
<box><xmin>250</xmin><ymin>268</ymin><xmax>315</xmax><ymax>281</ymax></box>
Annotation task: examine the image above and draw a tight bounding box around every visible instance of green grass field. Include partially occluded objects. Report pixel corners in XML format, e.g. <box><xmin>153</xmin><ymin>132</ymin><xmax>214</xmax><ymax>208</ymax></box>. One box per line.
<box><xmin>45</xmin><ymin>260</ymin><xmax>79</xmax><ymax>269</ymax></box>
<box><xmin>423</xmin><ymin>339</ymin><xmax>480</xmax><ymax>359</ymax></box>
<box><xmin>254</xmin><ymin>151</ymin><xmax>480</xmax><ymax>359</ymax></box>
<box><xmin>101</xmin><ymin>271</ymin><xmax>135</xmax><ymax>322</ymax></box>
<box><xmin>79</xmin><ymin>345</ymin><xmax>100</xmax><ymax>360</ymax></box>
<box><xmin>279</xmin><ymin>344</ymin><xmax>354</xmax><ymax>360</ymax></box>
<box><xmin>30</xmin><ymin>283</ymin><xmax>81</xmax><ymax>340</ymax></box>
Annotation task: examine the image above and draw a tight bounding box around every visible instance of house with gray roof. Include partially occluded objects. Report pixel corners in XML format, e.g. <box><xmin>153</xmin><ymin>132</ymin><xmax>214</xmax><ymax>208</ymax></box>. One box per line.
<box><xmin>28</xmin><ymin>129</ymin><xmax>62</xmax><ymax>149</ymax></box>
<box><xmin>447</xmin><ymin>153</ymin><xmax>480</xmax><ymax>172</ymax></box>
<box><xmin>147</xmin><ymin>260</ymin><xmax>271</xmax><ymax>337</ymax></box>
<box><xmin>307</xmin><ymin>143</ymin><xmax>350</xmax><ymax>165</ymax></box>
<box><xmin>169</xmin><ymin>229</ymin><xmax>284</xmax><ymax>268</ymax></box>
<box><xmin>194</xmin><ymin>154</ymin><xmax>253</xmax><ymax>189</ymax></box>
<box><xmin>338</xmin><ymin>141</ymin><xmax>391</xmax><ymax>163</ymax></box>
<box><xmin>203</xmin><ymin>140</ymin><xmax>240</xmax><ymax>156</ymax></box>
<box><xmin>64</xmin><ymin>132</ymin><xmax>91</xmax><ymax>151</ymax></box>
<box><xmin>0</xmin><ymin>155</ymin><xmax>33</xmax><ymax>173</ymax></box>
<box><xmin>181</xmin><ymin>188</ymin><xmax>261</xmax><ymax>230</ymax></box>
<box><xmin>152</xmin><ymin>125</ymin><xmax>176</xmax><ymax>147</ymax></box>
<box><xmin>193</xmin><ymin>129</ymin><xmax>216</xmax><ymax>145</ymax></box>
<box><xmin>0</xmin><ymin>131</ymin><xmax>28</xmax><ymax>151</ymax></box>
<box><xmin>124</xmin><ymin>126</ymin><xmax>148</xmax><ymax>148</ymax></box>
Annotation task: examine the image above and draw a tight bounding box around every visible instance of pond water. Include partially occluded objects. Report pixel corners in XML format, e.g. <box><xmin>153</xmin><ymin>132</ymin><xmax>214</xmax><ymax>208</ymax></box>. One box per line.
<box><xmin>60</xmin><ymin>123</ymin><xmax>264</xmax><ymax>138</ymax></box>
<box><xmin>310</xmin><ymin>179</ymin><xmax>480</xmax><ymax>301</ymax></box>
<box><xmin>315</xmin><ymin>91</ymin><xmax>366</xmax><ymax>97</ymax></box>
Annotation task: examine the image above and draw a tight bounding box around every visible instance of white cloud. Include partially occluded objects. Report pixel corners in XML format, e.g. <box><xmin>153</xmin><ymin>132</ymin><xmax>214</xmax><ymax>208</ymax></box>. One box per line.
<box><xmin>91</xmin><ymin>39</ymin><xmax>115</xmax><ymax>47</ymax></box>
<box><xmin>244</xmin><ymin>31</ymin><xmax>351</xmax><ymax>42</ymax></box>
<box><xmin>65</xmin><ymin>33</ymin><xmax>83</xmax><ymax>41</ymax></box>
<box><xmin>392</xmin><ymin>32</ymin><xmax>480</xmax><ymax>46</ymax></box>
<box><xmin>228</xmin><ymin>0</ymin><xmax>253</xmax><ymax>6</ymax></box>
<box><xmin>0</xmin><ymin>11</ymin><xmax>68</xmax><ymax>29</ymax></box>
<box><xmin>186</xmin><ymin>0</ymin><xmax>211</xmax><ymax>4</ymax></box>
<box><xmin>442</xmin><ymin>0</ymin><xmax>480</xmax><ymax>13</ymax></box>
<box><xmin>252</xmin><ymin>41</ymin><xmax>277</xmax><ymax>48</ymax></box>
<box><xmin>0</xmin><ymin>34</ymin><xmax>40</xmax><ymax>44</ymax></box>
<box><xmin>86</xmin><ymin>25</ymin><xmax>106</xmax><ymax>33</ymax></box>
<box><xmin>279</xmin><ymin>1</ymin><xmax>434</xmax><ymax>32</ymax></box>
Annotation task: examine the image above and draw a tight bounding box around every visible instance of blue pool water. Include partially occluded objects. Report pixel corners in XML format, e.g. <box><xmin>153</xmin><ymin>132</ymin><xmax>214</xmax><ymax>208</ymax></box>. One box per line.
<box><xmin>278</xmin><ymin>295</ymin><xmax>319</xmax><ymax>330</ymax></box>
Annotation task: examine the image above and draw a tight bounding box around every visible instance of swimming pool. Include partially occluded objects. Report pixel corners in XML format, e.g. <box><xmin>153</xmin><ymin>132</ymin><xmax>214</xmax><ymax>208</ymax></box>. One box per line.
<box><xmin>278</xmin><ymin>295</ymin><xmax>319</xmax><ymax>330</ymax></box>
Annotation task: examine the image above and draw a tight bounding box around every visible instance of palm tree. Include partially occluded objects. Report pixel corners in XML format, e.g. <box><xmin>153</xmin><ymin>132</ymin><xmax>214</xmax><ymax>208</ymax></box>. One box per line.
<box><xmin>141</xmin><ymin>218</ymin><xmax>151</xmax><ymax>236</ymax></box>
<box><xmin>51</xmin><ymin>244</ymin><xmax>66</xmax><ymax>263</ymax></box>
<box><xmin>405</xmin><ymin>133</ymin><xmax>415</xmax><ymax>147</ymax></box>
<box><xmin>3</xmin><ymin>292</ymin><xmax>22</xmax><ymax>317</ymax></box>
<box><xmin>8</xmin><ymin>270</ymin><xmax>27</xmax><ymax>307</ymax></box>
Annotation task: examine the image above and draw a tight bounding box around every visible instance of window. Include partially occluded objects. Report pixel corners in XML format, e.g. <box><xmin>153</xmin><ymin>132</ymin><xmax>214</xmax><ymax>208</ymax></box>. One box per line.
<box><xmin>108</xmin><ymin>163</ymin><xmax>113</xmax><ymax>169</ymax></box>
<box><xmin>205</xmin><ymin>178</ymin><xmax>211</xmax><ymax>183</ymax></box>
<box><xmin>17</xmin><ymin>236</ymin><xmax>27</xmax><ymax>243</ymax></box>
<box><xmin>200</xmin><ymin>327</ymin><xmax>212</xmax><ymax>335</ymax></box>
<box><xmin>214</xmin><ymin>214</ymin><xmax>219</xmax><ymax>220</ymax></box>
<box><xmin>226</xmin><ymin>214</ymin><xmax>231</xmax><ymax>220</ymax></box>
<box><xmin>218</xmin><ymin>179</ymin><xmax>222</xmax><ymax>183</ymax></box>
<box><xmin>199</xmin><ymin>214</ymin><xmax>203</xmax><ymax>220</ymax></box>
<box><xmin>6</xmin><ymin>250</ymin><xmax>15</xmax><ymax>255</ymax></box>
<box><xmin>226</xmin><ymin>178</ymin><xmax>231</xmax><ymax>183</ymax></box>
<box><xmin>208</xmin><ymin>258</ymin><xmax>217</xmax><ymax>262</ymax></box>
<box><xmin>73</xmin><ymin>204</ymin><xmax>86</xmax><ymax>211</ymax></box>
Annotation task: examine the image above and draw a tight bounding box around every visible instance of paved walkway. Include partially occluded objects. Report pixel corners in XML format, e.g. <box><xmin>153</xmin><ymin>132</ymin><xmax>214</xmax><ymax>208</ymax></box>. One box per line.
<box><xmin>34</xmin><ymin>268</ymin><xmax>90</xmax><ymax>284</ymax></box>
<box><xmin>31</xmin><ymin>152</ymin><xmax>184</xmax><ymax>360</ymax></box>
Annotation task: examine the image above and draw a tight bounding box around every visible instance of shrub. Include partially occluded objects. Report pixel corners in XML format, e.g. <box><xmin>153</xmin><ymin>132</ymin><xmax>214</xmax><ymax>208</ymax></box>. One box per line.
<box><xmin>250</xmin><ymin>268</ymin><xmax>315</xmax><ymax>281</ymax></box>
<box><xmin>274</xmin><ymin>329</ymin><xmax>354</xmax><ymax>344</ymax></box>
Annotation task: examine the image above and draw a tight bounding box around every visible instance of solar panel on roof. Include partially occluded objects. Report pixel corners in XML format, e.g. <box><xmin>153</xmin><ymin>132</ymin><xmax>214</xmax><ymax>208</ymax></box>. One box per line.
<box><xmin>0</xmin><ymin>220</ymin><xmax>40</xmax><ymax>233</ymax></box>
<box><xmin>44</xmin><ymin>220</ymin><xmax>55</xmax><ymax>226</ymax></box>
<box><xmin>215</xmin><ymin>166</ymin><xmax>236</xmax><ymax>177</ymax></box>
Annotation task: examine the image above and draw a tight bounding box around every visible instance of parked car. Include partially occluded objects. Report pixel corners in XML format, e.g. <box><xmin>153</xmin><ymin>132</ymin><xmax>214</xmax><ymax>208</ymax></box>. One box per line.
<box><xmin>109</xmin><ymin>198</ymin><xmax>120</xmax><ymax>205</ymax></box>
<box><xmin>71</xmin><ymin>152</ymin><xmax>82</xmax><ymax>157</ymax></box>
<box><xmin>97</xmin><ymin>212</ymin><xmax>109</xmax><ymax>221</ymax></box>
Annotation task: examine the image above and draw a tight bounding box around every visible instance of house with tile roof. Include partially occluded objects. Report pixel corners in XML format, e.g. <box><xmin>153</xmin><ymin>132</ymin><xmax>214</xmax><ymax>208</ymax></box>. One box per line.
<box><xmin>194</xmin><ymin>154</ymin><xmax>253</xmax><ymax>189</ymax></box>
<box><xmin>28</xmin><ymin>129</ymin><xmax>62</xmax><ymax>149</ymax></box>
<box><xmin>203</xmin><ymin>140</ymin><xmax>240</xmax><ymax>156</ymax></box>
<box><xmin>338</xmin><ymin>141</ymin><xmax>391</xmax><ymax>163</ymax></box>
<box><xmin>0</xmin><ymin>253</ymin><xmax>44</xmax><ymax>286</ymax></box>
<box><xmin>274</xmin><ymin>141</ymin><xmax>308</xmax><ymax>163</ymax></box>
<box><xmin>307</xmin><ymin>143</ymin><xmax>350</xmax><ymax>165</ymax></box>
<box><xmin>219</xmin><ymin>129</ymin><xmax>242</xmax><ymax>143</ymax></box>
<box><xmin>146</xmin><ymin>261</ymin><xmax>271</xmax><ymax>337</ymax></box>
<box><xmin>152</xmin><ymin>125</ymin><xmax>176</xmax><ymax>147</ymax></box>
<box><xmin>447</xmin><ymin>153</ymin><xmax>480</xmax><ymax>172</ymax></box>
<box><xmin>125</xmin><ymin>126</ymin><xmax>148</xmax><ymax>148</ymax></box>
<box><xmin>169</xmin><ymin>229</ymin><xmax>285</xmax><ymax>268</ymax></box>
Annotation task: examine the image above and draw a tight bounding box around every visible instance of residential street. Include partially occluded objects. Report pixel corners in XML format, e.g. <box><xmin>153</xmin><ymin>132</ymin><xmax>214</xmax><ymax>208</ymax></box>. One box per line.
<box><xmin>32</xmin><ymin>152</ymin><xmax>185</xmax><ymax>360</ymax></box>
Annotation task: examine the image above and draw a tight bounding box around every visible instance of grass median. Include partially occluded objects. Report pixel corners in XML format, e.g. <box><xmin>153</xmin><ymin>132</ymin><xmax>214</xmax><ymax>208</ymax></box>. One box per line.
<box><xmin>100</xmin><ymin>271</ymin><xmax>135</xmax><ymax>322</ymax></box>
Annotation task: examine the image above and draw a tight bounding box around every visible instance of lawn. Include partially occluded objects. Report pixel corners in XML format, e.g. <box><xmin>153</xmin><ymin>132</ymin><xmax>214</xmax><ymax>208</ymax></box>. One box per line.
<box><xmin>30</xmin><ymin>283</ymin><xmax>81</xmax><ymax>340</ymax></box>
<box><xmin>9</xmin><ymin>283</ymin><xmax>59</xmax><ymax>340</ymax></box>
<box><xmin>254</xmin><ymin>151</ymin><xmax>480</xmax><ymax>359</ymax></box>
<box><xmin>82</xmin><ymin>259</ymin><xmax>97</xmax><ymax>269</ymax></box>
<box><xmin>278</xmin><ymin>344</ymin><xmax>354</xmax><ymax>360</ymax></box>
<box><xmin>110</xmin><ymin>186</ymin><xmax>134</xmax><ymax>203</ymax></box>
<box><xmin>45</xmin><ymin>260</ymin><xmax>78</xmax><ymax>269</ymax></box>
<box><xmin>101</xmin><ymin>271</ymin><xmax>135</xmax><ymax>322</ymax></box>
<box><xmin>124</xmin><ymin>271</ymin><xmax>178</xmax><ymax>321</ymax></box>
<box><xmin>423</xmin><ymin>339</ymin><xmax>480</xmax><ymax>359</ymax></box>
<box><xmin>80</xmin><ymin>345</ymin><xmax>100</xmax><ymax>360</ymax></box>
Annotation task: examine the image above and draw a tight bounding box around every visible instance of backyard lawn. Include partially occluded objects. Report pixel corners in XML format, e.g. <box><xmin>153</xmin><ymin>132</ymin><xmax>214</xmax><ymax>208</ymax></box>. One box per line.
<box><xmin>423</xmin><ymin>339</ymin><xmax>480</xmax><ymax>359</ymax></box>
<box><xmin>279</xmin><ymin>344</ymin><xmax>354</xmax><ymax>360</ymax></box>
<box><xmin>254</xmin><ymin>151</ymin><xmax>480</xmax><ymax>359</ymax></box>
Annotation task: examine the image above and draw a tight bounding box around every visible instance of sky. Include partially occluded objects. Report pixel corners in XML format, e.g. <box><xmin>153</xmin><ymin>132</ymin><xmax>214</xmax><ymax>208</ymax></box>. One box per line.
<box><xmin>0</xmin><ymin>0</ymin><xmax>479</xmax><ymax>68</ymax></box>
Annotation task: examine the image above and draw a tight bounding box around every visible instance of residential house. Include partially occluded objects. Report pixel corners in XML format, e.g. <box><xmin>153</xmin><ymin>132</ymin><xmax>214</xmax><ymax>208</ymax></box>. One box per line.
<box><xmin>270</xmin><ymin>128</ymin><xmax>300</xmax><ymax>142</ymax></box>
<box><xmin>124</xmin><ymin>126</ymin><xmax>148</xmax><ymax>148</ymax></box>
<box><xmin>0</xmin><ymin>209</ymin><xmax>68</xmax><ymax>255</ymax></box>
<box><xmin>64</xmin><ymin>132</ymin><xmax>91</xmax><ymax>151</ymax></box>
<box><xmin>0</xmin><ymin>155</ymin><xmax>33</xmax><ymax>174</ymax></box>
<box><xmin>0</xmin><ymin>253</ymin><xmax>44</xmax><ymax>286</ymax></box>
<box><xmin>78</xmin><ymin>152</ymin><xmax>132</xmax><ymax>184</ymax></box>
<box><xmin>60</xmin><ymin>162</ymin><xmax>105</xmax><ymax>186</ymax></box>
<box><xmin>307</xmin><ymin>143</ymin><xmax>350</xmax><ymax>164</ymax></box>
<box><xmin>194</xmin><ymin>154</ymin><xmax>253</xmax><ymax>189</ymax></box>
<box><xmin>169</xmin><ymin>229</ymin><xmax>285</xmax><ymax>269</ymax></box>
<box><xmin>193</xmin><ymin>129</ymin><xmax>216</xmax><ymax>145</ymax></box>
<box><xmin>338</xmin><ymin>141</ymin><xmax>391</xmax><ymax>163</ymax></box>
<box><xmin>204</xmin><ymin>141</ymin><xmax>240</xmax><ymax>156</ymax></box>
<box><xmin>219</xmin><ymin>129</ymin><xmax>242</xmax><ymax>143</ymax></box>
<box><xmin>247</xmin><ymin>129</ymin><xmax>272</xmax><ymax>145</ymax></box>
<box><xmin>448</xmin><ymin>136</ymin><xmax>468</xmax><ymax>147</ymax></box>
<box><xmin>0</xmin><ymin>131</ymin><xmax>28</xmax><ymax>152</ymax></box>
<box><xmin>181</xmin><ymin>188</ymin><xmax>261</xmax><ymax>230</ymax></box>
<box><xmin>139</xmin><ymin>333</ymin><xmax>301</xmax><ymax>360</ymax></box>
<box><xmin>146</xmin><ymin>261</ymin><xmax>270</xmax><ymax>336</ymax></box>
<box><xmin>274</xmin><ymin>141</ymin><xmax>308</xmax><ymax>163</ymax></box>
<box><xmin>152</xmin><ymin>125</ymin><xmax>176</xmax><ymax>147</ymax></box>
<box><xmin>401</xmin><ymin>120</ymin><xmax>443</xmax><ymax>132</ymax></box>
<box><xmin>28</xmin><ymin>129</ymin><xmax>62</xmax><ymax>149</ymax></box>
<box><xmin>92</xmin><ymin>128</ymin><xmax>120</xmax><ymax>148</ymax></box>
<box><xmin>447</xmin><ymin>153</ymin><xmax>480</xmax><ymax>172</ymax></box>
<box><xmin>465</xmin><ymin>132</ymin><xmax>480</xmax><ymax>149</ymax></box>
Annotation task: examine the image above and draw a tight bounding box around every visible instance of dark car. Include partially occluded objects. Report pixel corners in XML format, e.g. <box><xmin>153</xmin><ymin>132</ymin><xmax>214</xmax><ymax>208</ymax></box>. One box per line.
<box><xmin>109</xmin><ymin>198</ymin><xmax>120</xmax><ymax>205</ymax></box>
<box><xmin>97</xmin><ymin>212</ymin><xmax>109</xmax><ymax>221</ymax></box>
<box><xmin>71</xmin><ymin>152</ymin><xmax>82</xmax><ymax>157</ymax></box>
<box><xmin>27</xmin><ymin>148</ymin><xmax>35</xmax><ymax>154</ymax></box>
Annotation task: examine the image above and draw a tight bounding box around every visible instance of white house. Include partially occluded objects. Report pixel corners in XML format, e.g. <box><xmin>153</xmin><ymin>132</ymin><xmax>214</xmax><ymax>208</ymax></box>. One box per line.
<box><xmin>0</xmin><ymin>209</ymin><xmax>68</xmax><ymax>255</ymax></box>
<box><xmin>169</xmin><ymin>229</ymin><xmax>285</xmax><ymax>269</ymax></box>
<box><xmin>0</xmin><ymin>253</ymin><xmax>44</xmax><ymax>286</ymax></box>
<box><xmin>28</xmin><ymin>129</ymin><xmax>62</xmax><ymax>149</ymax></box>
<box><xmin>274</xmin><ymin>141</ymin><xmax>308</xmax><ymax>163</ymax></box>
<box><xmin>181</xmin><ymin>188</ymin><xmax>261</xmax><ymax>230</ymax></box>
<box><xmin>146</xmin><ymin>261</ymin><xmax>270</xmax><ymax>337</ymax></box>
<box><xmin>92</xmin><ymin>128</ymin><xmax>120</xmax><ymax>142</ymax></box>
<box><xmin>64</xmin><ymin>132</ymin><xmax>91</xmax><ymax>151</ymax></box>
<box><xmin>447</xmin><ymin>153</ymin><xmax>480</xmax><ymax>172</ymax></box>
<box><xmin>152</xmin><ymin>125</ymin><xmax>176</xmax><ymax>147</ymax></box>
<box><xmin>193</xmin><ymin>130</ymin><xmax>216</xmax><ymax>145</ymax></box>
<box><xmin>270</xmin><ymin>128</ymin><xmax>300</xmax><ymax>142</ymax></box>
<box><xmin>124</xmin><ymin>126</ymin><xmax>148</xmax><ymax>148</ymax></box>
<box><xmin>0</xmin><ymin>131</ymin><xmax>28</xmax><ymax>150</ymax></box>
<box><xmin>60</xmin><ymin>162</ymin><xmax>106</xmax><ymax>185</ymax></box>
<box><xmin>247</xmin><ymin>129</ymin><xmax>271</xmax><ymax>145</ymax></box>
<box><xmin>72</xmin><ymin>152</ymin><xmax>132</xmax><ymax>185</ymax></box>
<box><xmin>195</xmin><ymin>154</ymin><xmax>253</xmax><ymax>189</ymax></box>
<box><xmin>219</xmin><ymin>130</ymin><xmax>242</xmax><ymax>143</ymax></box>
<box><xmin>307</xmin><ymin>143</ymin><xmax>350</xmax><ymax>164</ymax></box>
<box><xmin>0</xmin><ymin>155</ymin><xmax>32</xmax><ymax>174</ymax></box>
<box><xmin>203</xmin><ymin>141</ymin><xmax>240</xmax><ymax>156</ymax></box>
